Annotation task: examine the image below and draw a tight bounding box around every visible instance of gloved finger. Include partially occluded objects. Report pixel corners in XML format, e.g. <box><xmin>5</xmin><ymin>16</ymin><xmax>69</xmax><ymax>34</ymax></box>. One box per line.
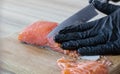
<box><xmin>61</xmin><ymin>33</ymin><xmax>108</xmax><ymax>49</ymax></box>
<box><xmin>78</xmin><ymin>40</ymin><xmax>120</xmax><ymax>55</ymax></box>
<box><xmin>59</xmin><ymin>22</ymin><xmax>95</xmax><ymax>34</ymax></box>
<box><xmin>55</xmin><ymin>30</ymin><xmax>98</xmax><ymax>43</ymax></box>
<box><xmin>89</xmin><ymin>0</ymin><xmax>94</xmax><ymax>3</ymax></box>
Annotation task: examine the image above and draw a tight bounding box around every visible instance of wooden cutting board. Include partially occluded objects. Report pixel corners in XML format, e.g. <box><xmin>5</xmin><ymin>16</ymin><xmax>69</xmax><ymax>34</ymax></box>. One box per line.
<box><xmin>0</xmin><ymin>33</ymin><xmax>120</xmax><ymax>74</ymax></box>
<box><xmin>0</xmin><ymin>0</ymin><xmax>120</xmax><ymax>74</ymax></box>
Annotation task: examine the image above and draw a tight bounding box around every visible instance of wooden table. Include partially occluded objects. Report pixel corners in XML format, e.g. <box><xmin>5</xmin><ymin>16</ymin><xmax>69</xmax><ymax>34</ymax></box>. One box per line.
<box><xmin>0</xmin><ymin>0</ymin><xmax>120</xmax><ymax>74</ymax></box>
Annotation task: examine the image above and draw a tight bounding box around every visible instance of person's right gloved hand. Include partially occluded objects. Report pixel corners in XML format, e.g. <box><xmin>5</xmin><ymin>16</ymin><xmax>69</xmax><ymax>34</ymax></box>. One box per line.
<box><xmin>54</xmin><ymin>2</ymin><xmax>120</xmax><ymax>55</ymax></box>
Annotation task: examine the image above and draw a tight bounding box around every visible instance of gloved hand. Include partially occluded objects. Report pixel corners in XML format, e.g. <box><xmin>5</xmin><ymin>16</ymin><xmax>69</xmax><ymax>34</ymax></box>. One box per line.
<box><xmin>54</xmin><ymin>2</ymin><xmax>120</xmax><ymax>55</ymax></box>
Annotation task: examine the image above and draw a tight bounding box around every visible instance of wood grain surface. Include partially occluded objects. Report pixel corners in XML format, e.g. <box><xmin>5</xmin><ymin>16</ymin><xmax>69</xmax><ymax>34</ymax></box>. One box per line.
<box><xmin>0</xmin><ymin>0</ymin><xmax>120</xmax><ymax>74</ymax></box>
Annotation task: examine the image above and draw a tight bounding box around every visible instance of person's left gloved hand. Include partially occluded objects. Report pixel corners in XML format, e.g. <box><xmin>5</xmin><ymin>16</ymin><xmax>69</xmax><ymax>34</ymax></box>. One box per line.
<box><xmin>54</xmin><ymin>8</ymin><xmax>120</xmax><ymax>55</ymax></box>
<box><xmin>89</xmin><ymin>0</ymin><xmax>109</xmax><ymax>3</ymax></box>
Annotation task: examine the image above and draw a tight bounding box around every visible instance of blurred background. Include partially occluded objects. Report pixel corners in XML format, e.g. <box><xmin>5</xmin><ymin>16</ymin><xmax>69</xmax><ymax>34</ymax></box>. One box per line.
<box><xmin>0</xmin><ymin>0</ymin><xmax>120</xmax><ymax>38</ymax></box>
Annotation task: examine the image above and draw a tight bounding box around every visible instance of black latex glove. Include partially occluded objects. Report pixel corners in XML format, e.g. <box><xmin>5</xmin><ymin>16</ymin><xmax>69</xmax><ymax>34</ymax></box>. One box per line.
<box><xmin>90</xmin><ymin>0</ymin><xmax>120</xmax><ymax>15</ymax></box>
<box><xmin>89</xmin><ymin>0</ymin><xmax>109</xmax><ymax>4</ymax></box>
<box><xmin>54</xmin><ymin>2</ymin><xmax>120</xmax><ymax>55</ymax></box>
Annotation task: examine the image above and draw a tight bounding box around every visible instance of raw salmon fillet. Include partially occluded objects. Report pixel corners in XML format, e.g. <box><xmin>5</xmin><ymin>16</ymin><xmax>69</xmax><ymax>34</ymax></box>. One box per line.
<box><xmin>18</xmin><ymin>21</ymin><xmax>57</xmax><ymax>46</ymax></box>
<box><xmin>18</xmin><ymin>21</ymin><xmax>64</xmax><ymax>53</ymax></box>
<box><xmin>57</xmin><ymin>57</ymin><xmax>108</xmax><ymax>74</ymax></box>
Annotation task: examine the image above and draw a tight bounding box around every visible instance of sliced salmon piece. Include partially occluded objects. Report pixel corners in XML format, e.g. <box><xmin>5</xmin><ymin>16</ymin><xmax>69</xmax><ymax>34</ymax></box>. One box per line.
<box><xmin>57</xmin><ymin>57</ymin><xmax>108</xmax><ymax>74</ymax></box>
<box><xmin>18</xmin><ymin>21</ymin><xmax>57</xmax><ymax>46</ymax></box>
<box><xmin>18</xmin><ymin>21</ymin><xmax>64</xmax><ymax>53</ymax></box>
